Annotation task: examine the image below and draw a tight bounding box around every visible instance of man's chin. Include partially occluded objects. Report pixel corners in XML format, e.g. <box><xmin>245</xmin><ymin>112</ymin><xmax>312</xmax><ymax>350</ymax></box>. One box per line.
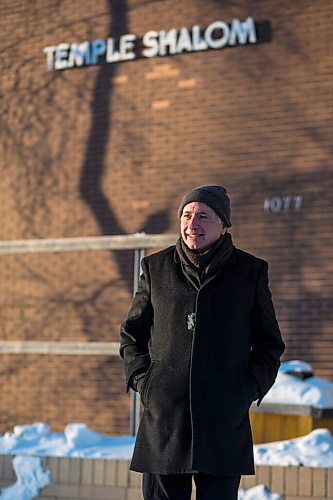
<box><xmin>186</xmin><ymin>238</ymin><xmax>204</xmax><ymax>250</ymax></box>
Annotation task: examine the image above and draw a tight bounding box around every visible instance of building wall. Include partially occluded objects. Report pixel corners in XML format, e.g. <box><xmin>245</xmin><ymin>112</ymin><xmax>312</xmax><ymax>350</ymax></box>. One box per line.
<box><xmin>0</xmin><ymin>0</ymin><xmax>332</xmax><ymax>434</ymax></box>
<box><xmin>0</xmin><ymin>456</ymin><xmax>332</xmax><ymax>500</ymax></box>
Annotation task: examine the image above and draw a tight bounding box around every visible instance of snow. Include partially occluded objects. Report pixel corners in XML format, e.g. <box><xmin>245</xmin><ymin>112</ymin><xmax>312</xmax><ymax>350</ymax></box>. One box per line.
<box><xmin>0</xmin><ymin>424</ymin><xmax>134</xmax><ymax>499</ymax></box>
<box><xmin>278</xmin><ymin>360</ymin><xmax>313</xmax><ymax>375</ymax></box>
<box><xmin>0</xmin><ymin>455</ymin><xmax>50</xmax><ymax>499</ymax></box>
<box><xmin>0</xmin><ymin>426</ymin><xmax>283</xmax><ymax>500</ymax></box>
<box><xmin>0</xmin><ymin>428</ymin><xmax>328</xmax><ymax>500</ymax></box>
<box><xmin>1</xmin><ymin>422</ymin><xmax>333</xmax><ymax>468</ymax></box>
<box><xmin>255</xmin><ymin>361</ymin><xmax>333</xmax><ymax>466</ymax></box>
<box><xmin>254</xmin><ymin>428</ymin><xmax>333</xmax><ymax>467</ymax></box>
<box><xmin>238</xmin><ymin>485</ymin><xmax>280</xmax><ymax>499</ymax></box>
<box><xmin>0</xmin><ymin>423</ymin><xmax>134</xmax><ymax>459</ymax></box>
<box><xmin>262</xmin><ymin>360</ymin><xmax>333</xmax><ymax>408</ymax></box>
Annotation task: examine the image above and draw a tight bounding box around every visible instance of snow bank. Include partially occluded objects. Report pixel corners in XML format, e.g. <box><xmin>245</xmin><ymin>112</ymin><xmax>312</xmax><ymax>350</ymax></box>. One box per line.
<box><xmin>0</xmin><ymin>428</ymin><xmax>283</xmax><ymax>500</ymax></box>
<box><xmin>0</xmin><ymin>455</ymin><xmax>50</xmax><ymax>499</ymax></box>
<box><xmin>238</xmin><ymin>485</ymin><xmax>280</xmax><ymax>499</ymax></box>
<box><xmin>262</xmin><ymin>360</ymin><xmax>333</xmax><ymax>408</ymax></box>
<box><xmin>1</xmin><ymin>422</ymin><xmax>333</xmax><ymax>467</ymax></box>
<box><xmin>254</xmin><ymin>428</ymin><xmax>333</xmax><ymax>467</ymax></box>
<box><xmin>278</xmin><ymin>360</ymin><xmax>313</xmax><ymax>375</ymax></box>
<box><xmin>0</xmin><ymin>423</ymin><xmax>135</xmax><ymax>459</ymax></box>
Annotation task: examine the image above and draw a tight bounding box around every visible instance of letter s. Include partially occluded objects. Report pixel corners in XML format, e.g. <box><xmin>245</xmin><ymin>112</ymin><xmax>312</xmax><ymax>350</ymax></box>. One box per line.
<box><xmin>142</xmin><ymin>30</ymin><xmax>159</xmax><ymax>58</ymax></box>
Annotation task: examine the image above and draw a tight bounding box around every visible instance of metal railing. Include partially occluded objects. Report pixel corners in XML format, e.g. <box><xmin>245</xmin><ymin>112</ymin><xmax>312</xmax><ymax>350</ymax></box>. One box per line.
<box><xmin>0</xmin><ymin>233</ymin><xmax>177</xmax><ymax>255</ymax></box>
<box><xmin>0</xmin><ymin>233</ymin><xmax>178</xmax><ymax>435</ymax></box>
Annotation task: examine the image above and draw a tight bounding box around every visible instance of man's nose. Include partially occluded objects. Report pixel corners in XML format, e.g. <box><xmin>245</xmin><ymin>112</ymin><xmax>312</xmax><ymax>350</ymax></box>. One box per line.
<box><xmin>188</xmin><ymin>216</ymin><xmax>199</xmax><ymax>227</ymax></box>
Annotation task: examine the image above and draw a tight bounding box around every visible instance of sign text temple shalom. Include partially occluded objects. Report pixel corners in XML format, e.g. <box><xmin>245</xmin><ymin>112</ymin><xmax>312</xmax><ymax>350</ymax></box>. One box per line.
<box><xmin>44</xmin><ymin>17</ymin><xmax>259</xmax><ymax>71</ymax></box>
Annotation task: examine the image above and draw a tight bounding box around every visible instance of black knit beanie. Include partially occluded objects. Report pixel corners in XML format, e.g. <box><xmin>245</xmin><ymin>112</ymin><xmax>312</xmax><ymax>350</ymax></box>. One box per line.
<box><xmin>178</xmin><ymin>184</ymin><xmax>232</xmax><ymax>228</ymax></box>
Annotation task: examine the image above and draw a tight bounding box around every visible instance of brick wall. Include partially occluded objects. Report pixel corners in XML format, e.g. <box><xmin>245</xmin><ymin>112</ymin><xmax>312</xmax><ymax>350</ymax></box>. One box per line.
<box><xmin>0</xmin><ymin>0</ymin><xmax>332</xmax><ymax>433</ymax></box>
<box><xmin>0</xmin><ymin>456</ymin><xmax>332</xmax><ymax>500</ymax></box>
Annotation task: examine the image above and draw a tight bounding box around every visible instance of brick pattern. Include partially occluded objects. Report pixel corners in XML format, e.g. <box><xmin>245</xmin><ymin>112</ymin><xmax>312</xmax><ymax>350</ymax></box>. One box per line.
<box><xmin>0</xmin><ymin>456</ymin><xmax>332</xmax><ymax>499</ymax></box>
<box><xmin>0</xmin><ymin>355</ymin><xmax>130</xmax><ymax>435</ymax></box>
<box><xmin>0</xmin><ymin>0</ymin><xmax>332</xmax><ymax>434</ymax></box>
<box><xmin>241</xmin><ymin>466</ymin><xmax>333</xmax><ymax>499</ymax></box>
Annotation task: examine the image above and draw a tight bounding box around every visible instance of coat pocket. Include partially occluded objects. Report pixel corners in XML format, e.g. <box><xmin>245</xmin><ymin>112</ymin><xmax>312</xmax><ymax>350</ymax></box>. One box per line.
<box><xmin>140</xmin><ymin>360</ymin><xmax>159</xmax><ymax>407</ymax></box>
<box><xmin>237</xmin><ymin>368</ymin><xmax>254</xmax><ymax>409</ymax></box>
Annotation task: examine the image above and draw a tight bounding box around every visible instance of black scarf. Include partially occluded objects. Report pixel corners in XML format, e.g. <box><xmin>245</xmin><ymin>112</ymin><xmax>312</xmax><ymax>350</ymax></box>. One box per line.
<box><xmin>175</xmin><ymin>232</ymin><xmax>234</xmax><ymax>290</ymax></box>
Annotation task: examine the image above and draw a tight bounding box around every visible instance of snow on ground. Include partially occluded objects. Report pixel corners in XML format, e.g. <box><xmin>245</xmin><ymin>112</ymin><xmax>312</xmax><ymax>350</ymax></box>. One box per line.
<box><xmin>278</xmin><ymin>360</ymin><xmax>313</xmax><ymax>375</ymax></box>
<box><xmin>238</xmin><ymin>485</ymin><xmax>280</xmax><ymax>500</ymax></box>
<box><xmin>0</xmin><ymin>423</ymin><xmax>134</xmax><ymax>459</ymax></box>
<box><xmin>1</xmin><ymin>422</ymin><xmax>333</xmax><ymax>467</ymax></box>
<box><xmin>0</xmin><ymin>431</ymin><xmax>325</xmax><ymax>500</ymax></box>
<box><xmin>254</xmin><ymin>428</ymin><xmax>333</xmax><ymax>467</ymax></box>
<box><xmin>0</xmin><ymin>426</ymin><xmax>282</xmax><ymax>500</ymax></box>
<box><xmin>0</xmin><ymin>455</ymin><xmax>50</xmax><ymax>499</ymax></box>
<box><xmin>0</xmin><ymin>424</ymin><xmax>133</xmax><ymax>499</ymax></box>
<box><xmin>262</xmin><ymin>360</ymin><xmax>333</xmax><ymax>408</ymax></box>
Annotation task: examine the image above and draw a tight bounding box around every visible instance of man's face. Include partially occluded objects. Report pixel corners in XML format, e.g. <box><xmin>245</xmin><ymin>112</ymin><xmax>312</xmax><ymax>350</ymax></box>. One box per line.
<box><xmin>180</xmin><ymin>202</ymin><xmax>226</xmax><ymax>250</ymax></box>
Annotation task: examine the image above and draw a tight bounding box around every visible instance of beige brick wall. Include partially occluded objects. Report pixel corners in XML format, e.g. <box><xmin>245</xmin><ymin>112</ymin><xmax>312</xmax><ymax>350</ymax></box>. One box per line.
<box><xmin>1</xmin><ymin>456</ymin><xmax>332</xmax><ymax>499</ymax></box>
<box><xmin>0</xmin><ymin>0</ymin><xmax>332</xmax><ymax>434</ymax></box>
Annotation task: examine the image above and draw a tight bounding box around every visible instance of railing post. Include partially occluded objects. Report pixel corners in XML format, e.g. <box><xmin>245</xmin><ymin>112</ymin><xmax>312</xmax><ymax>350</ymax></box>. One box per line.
<box><xmin>130</xmin><ymin>247</ymin><xmax>146</xmax><ymax>436</ymax></box>
<box><xmin>0</xmin><ymin>234</ymin><xmax>178</xmax><ymax>436</ymax></box>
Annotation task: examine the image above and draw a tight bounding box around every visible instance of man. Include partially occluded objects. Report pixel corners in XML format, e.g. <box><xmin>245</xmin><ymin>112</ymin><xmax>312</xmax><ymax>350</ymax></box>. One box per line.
<box><xmin>120</xmin><ymin>185</ymin><xmax>285</xmax><ymax>500</ymax></box>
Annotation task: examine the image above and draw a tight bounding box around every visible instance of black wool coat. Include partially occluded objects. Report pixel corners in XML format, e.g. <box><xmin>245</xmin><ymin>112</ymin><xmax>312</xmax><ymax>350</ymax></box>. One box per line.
<box><xmin>120</xmin><ymin>245</ymin><xmax>285</xmax><ymax>476</ymax></box>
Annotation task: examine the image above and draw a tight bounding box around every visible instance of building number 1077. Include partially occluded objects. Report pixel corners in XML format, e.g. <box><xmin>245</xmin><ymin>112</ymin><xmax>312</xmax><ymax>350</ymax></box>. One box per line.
<box><xmin>264</xmin><ymin>195</ymin><xmax>303</xmax><ymax>213</ymax></box>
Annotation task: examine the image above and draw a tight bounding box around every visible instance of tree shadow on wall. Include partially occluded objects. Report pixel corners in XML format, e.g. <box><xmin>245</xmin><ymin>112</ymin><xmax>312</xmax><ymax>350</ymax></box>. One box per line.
<box><xmin>78</xmin><ymin>0</ymin><xmax>171</xmax><ymax>409</ymax></box>
<box><xmin>1</xmin><ymin>0</ymin><xmax>171</xmax><ymax>346</ymax></box>
<box><xmin>79</xmin><ymin>0</ymin><xmax>169</xmax><ymax>294</ymax></box>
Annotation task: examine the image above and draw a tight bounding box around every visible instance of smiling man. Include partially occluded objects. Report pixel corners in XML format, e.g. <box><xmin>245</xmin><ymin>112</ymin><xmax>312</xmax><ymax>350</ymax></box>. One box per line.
<box><xmin>180</xmin><ymin>202</ymin><xmax>227</xmax><ymax>250</ymax></box>
<box><xmin>120</xmin><ymin>184</ymin><xmax>285</xmax><ymax>500</ymax></box>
